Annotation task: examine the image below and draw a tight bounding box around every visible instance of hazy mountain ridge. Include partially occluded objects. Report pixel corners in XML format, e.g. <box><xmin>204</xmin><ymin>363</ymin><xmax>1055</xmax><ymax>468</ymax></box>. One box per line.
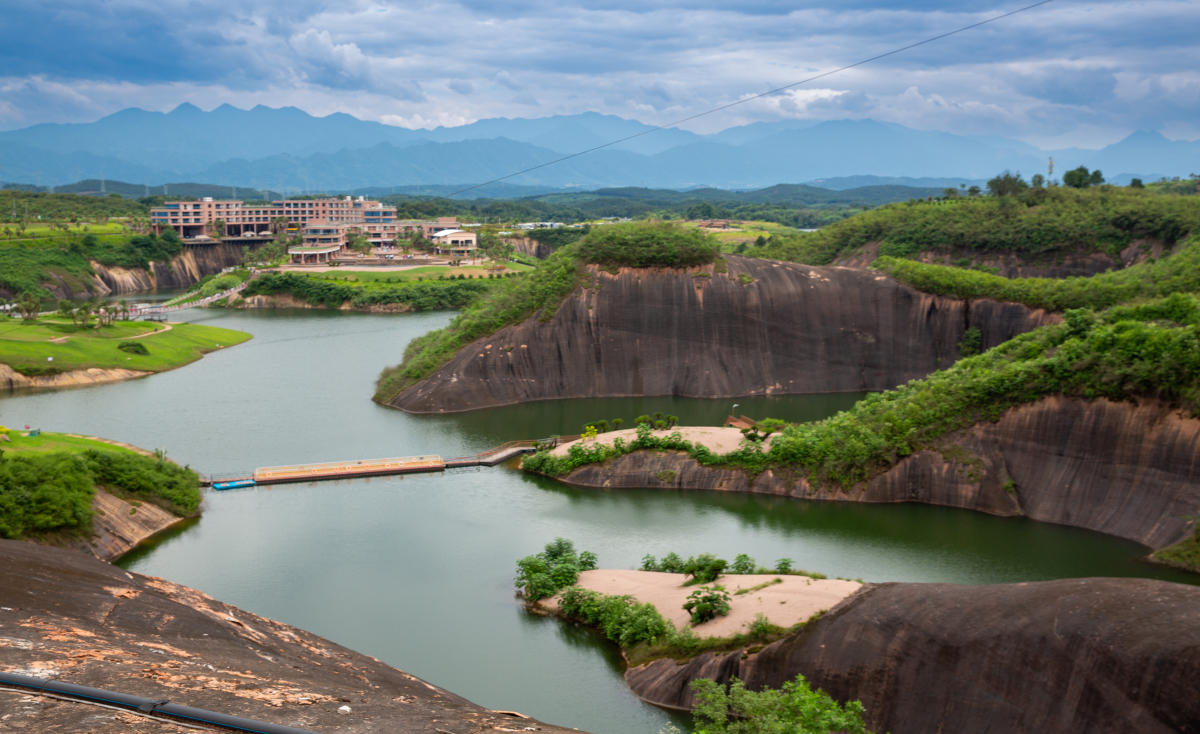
<box><xmin>0</xmin><ymin>104</ymin><xmax>1194</xmax><ymax>190</ymax></box>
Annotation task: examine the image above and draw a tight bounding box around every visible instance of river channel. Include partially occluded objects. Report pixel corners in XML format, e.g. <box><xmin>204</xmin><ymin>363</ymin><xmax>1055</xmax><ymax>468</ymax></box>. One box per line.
<box><xmin>2</xmin><ymin>307</ymin><xmax>1196</xmax><ymax>734</ymax></box>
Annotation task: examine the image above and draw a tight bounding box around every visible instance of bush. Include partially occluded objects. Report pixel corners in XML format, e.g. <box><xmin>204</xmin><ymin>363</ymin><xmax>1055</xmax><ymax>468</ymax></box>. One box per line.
<box><xmin>0</xmin><ymin>453</ymin><xmax>95</xmax><ymax>539</ymax></box>
<box><xmin>684</xmin><ymin>585</ymin><xmax>732</xmax><ymax>624</ymax></box>
<box><xmin>82</xmin><ymin>449</ymin><xmax>201</xmax><ymax>516</ymax></box>
<box><xmin>117</xmin><ymin>341</ymin><xmax>150</xmax><ymax>355</ymax></box>
<box><xmin>514</xmin><ymin>537</ymin><xmax>596</xmax><ymax>601</ymax></box>
<box><xmin>558</xmin><ymin>586</ymin><xmax>669</xmax><ymax>647</ymax></box>
<box><xmin>732</xmin><ymin>553</ymin><xmax>756</xmax><ymax>575</ymax></box>
<box><xmin>199</xmin><ymin>273</ymin><xmax>242</xmax><ymax>298</ymax></box>
<box><xmin>690</xmin><ymin>675</ymin><xmax>870</xmax><ymax>734</ymax></box>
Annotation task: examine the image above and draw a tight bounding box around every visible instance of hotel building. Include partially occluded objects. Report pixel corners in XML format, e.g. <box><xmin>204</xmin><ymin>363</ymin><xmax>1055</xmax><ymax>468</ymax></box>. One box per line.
<box><xmin>150</xmin><ymin>196</ymin><xmax>400</xmax><ymax>247</ymax></box>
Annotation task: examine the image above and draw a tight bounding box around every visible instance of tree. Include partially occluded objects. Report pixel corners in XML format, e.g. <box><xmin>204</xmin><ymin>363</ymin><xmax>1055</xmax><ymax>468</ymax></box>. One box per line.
<box><xmin>346</xmin><ymin>231</ymin><xmax>372</xmax><ymax>254</ymax></box>
<box><xmin>17</xmin><ymin>292</ymin><xmax>41</xmax><ymax>321</ymax></box>
<box><xmin>1031</xmin><ymin>174</ymin><xmax>1045</xmax><ymax>189</ymax></box>
<box><xmin>1063</xmin><ymin>166</ymin><xmax>1105</xmax><ymax>189</ymax></box>
<box><xmin>1130</xmin><ymin>178</ymin><xmax>1144</xmax><ymax>189</ymax></box>
<box><xmin>986</xmin><ymin>171</ymin><xmax>1028</xmax><ymax>197</ymax></box>
<box><xmin>212</xmin><ymin>218</ymin><xmax>226</xmax><ymax>237</ymax></box>
<box><xmin>689</xmin><ymin>675</ymin><xmax>869</xmax><ymax>734</ymax></box>
<box><xmin>967</xmin><ymin>185</ymin><xmax>981</xmax><ymax>197</ymax></box>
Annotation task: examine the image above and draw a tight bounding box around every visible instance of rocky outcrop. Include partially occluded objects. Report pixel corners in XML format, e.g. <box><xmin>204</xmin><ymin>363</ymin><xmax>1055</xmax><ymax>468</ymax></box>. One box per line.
<box><xmin>390</xmin><ymin>255</ymin><xmax>1057</xmax><ymax>412</ymax></box>
<box><xmin>0</xmin><ymin>364</ymin><xmax>151</xmax><ymax>391</ymax></box>
<box><xmin>833</xmin><ymin>239</ymin><xmax>1168</xmax><ymax>279</ymax></box>
<box><xmin>75</xmin><ymin>489</ymin><xmax>188</xmax><ymax>561</ymax></box>
<box><xmin>625</xmin><ymin>578</ymin><xmax>1200</xmax><ymax>734</ymax></box>
<box><xmin>559</xmin><ymin>396</ymin><xmax>1200</xmax><ymax>551</ymax></box>
<box><xmin>19</xmin><ymin>243</ymin><xmax>248</xmax><ymax>300</ymax></box>
<box><xmin>510</xmin><ymin>237</ymin><xmax>554</xmax><ymax>260</ymax></box>
<box><xmin>0</xmin><ymin>540</ymin><xmax>579</xmax><ymax>734</ymax></box>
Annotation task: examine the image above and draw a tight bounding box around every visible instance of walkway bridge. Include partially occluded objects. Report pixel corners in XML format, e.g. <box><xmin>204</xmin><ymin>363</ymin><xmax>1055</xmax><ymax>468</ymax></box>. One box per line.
<box><xmin>132</xmin><ymin>281</ymin><xmax>249</xmax><ymax>320</ymax></box>
<box><xmin>202</xmin><ymin>436</ymin><xmax>581</xmax><ymax>489</ymax></box>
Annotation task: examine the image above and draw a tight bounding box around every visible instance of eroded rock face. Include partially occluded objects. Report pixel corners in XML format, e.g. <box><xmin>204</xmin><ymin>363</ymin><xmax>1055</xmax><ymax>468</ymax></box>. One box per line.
<box><xmin>626</xmin><ymin>579</ymin><xmax>1200</xmax><ymax>734</ymax></box>
<box><xmin>0</xmin><ymin>243</ymin><xmax>248</xmax><ymax>300</ymax></box>
<box><xmin>390</xmin><ymin>256</ymin><xmax>1056</xmax><ymax>412</ymax></box>
<box><xmin>0</xmin><ymin>364</ymin><xmax>151</xmax><ymax>391</ymax></box>
<box><xmin>0</xmin><ymin>540</ymin><xmax>579</xmax><ymax>734</ymax></box>
<box><xmin>559</xmin><ymin>397</ymin><xmax>1200</xmax><ymax>550</ymax></box>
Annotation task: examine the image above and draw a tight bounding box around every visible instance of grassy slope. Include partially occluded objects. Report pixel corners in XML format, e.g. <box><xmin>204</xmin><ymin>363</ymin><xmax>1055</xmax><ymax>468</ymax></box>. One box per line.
<box><xmin>307</xmin><ymin>263</ymin><xmax>534</xmax><ymax>283</ymax></box>
<box><xmin>1</xmin><ymin>431</ymin><xmax>144</xmax><ymax>457</ymax></box>
<box><xmin>756</xmin><ymin>186</ymin><xmax>1200</xmax><ymax>266</ymax></box>
<box><xmin>0</xmin><ymin>320</ymin><xmax>251</xmax><ymax>375</ymax></box>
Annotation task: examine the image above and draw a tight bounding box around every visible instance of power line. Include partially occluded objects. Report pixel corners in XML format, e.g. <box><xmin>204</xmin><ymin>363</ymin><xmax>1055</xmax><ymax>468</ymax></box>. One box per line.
<box><xmin>431</xmin><ymin>0</ymin><xmax>1056</xmax><ymax>202</ymax></box>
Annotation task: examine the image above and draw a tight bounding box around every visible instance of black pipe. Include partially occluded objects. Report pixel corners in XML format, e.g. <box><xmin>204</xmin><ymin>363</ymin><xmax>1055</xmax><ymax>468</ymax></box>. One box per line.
<box><xmin>0</xmin><ymin>671</ymin><xmax>321</xmax><ymax>734</ymax></box>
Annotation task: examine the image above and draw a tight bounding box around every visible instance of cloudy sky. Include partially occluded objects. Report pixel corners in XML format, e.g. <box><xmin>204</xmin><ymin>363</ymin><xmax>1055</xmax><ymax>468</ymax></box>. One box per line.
<box><xmin>2</xmin><ymin>0</ymin><xmax>1197</xmax><ymax>147</ymax></box>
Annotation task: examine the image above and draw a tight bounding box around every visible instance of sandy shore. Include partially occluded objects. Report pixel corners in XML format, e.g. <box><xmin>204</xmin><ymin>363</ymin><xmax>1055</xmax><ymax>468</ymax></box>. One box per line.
<box><xmin>550</xmin><ymin>425</ymin><xmax>772</xmax><ymax>457</ymax></box>
<box><xmin>540</xmin><ymin>569</ymin><xmax>860</xmax><ymax>638</ymax></box>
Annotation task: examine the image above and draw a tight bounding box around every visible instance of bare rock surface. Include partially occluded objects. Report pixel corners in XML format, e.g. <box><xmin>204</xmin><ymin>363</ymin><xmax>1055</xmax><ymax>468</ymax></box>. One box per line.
<box><xmin>625</xmin><ymin>578</ymin><xmax>1200</xmax><ymax>734</ymax></box>
<box><xmin>0</xmin><ymin>540</ymin><xmax>578</xmax><ymax>734</ymax></box>
<box><xmin>559</xmin><ymin>396</ymin><xmax>1200</xmax><ymax>550</ymax></box>
<box><xmin>389</xmin><ymin>255</ymin><xmax>1056</xmax><ymax>413</ymax></box>
<box><xmin>0</xmin><ymin>364</ymin><xmax>151</xmax><ymax>391</ymax></box>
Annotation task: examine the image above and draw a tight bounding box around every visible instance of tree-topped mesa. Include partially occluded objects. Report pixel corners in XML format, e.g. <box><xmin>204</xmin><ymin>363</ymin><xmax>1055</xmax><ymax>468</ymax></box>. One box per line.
<box><xmin>576</xmin><ymin>221</ymin><xmax>722</xmax><ymax>269</ymax></box>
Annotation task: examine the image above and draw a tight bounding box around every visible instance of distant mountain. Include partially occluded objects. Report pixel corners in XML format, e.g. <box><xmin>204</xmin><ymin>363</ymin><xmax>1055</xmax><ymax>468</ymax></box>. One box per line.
<box><xmin>0</xmin><ymin>104</ymin><xmax>1196</xmax><ymax>190</ymax></box>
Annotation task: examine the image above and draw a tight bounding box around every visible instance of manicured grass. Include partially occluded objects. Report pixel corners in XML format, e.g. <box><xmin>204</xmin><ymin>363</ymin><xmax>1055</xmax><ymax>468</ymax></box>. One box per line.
<box><xmin>0</xmin><ymin>317</ymin><xmax>161</xmax><ymax>342</ymax></box>
<box><xmin>0</xmin><ymin>321</ymin><xmax>252</xmax><ymax>376</ymax></box>
<box><xmin>0</xmin><ymin>431</ymin><xmax>143</xmax><ymax>457</ymax></box>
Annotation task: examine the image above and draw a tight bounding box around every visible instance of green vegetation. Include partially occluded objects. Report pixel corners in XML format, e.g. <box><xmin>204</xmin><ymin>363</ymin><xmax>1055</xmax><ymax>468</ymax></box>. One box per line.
<box><xmin>242</xmin><ymin>271</ymin><xmax>495</xmax><ymax>310</ymax></box>
<box><xmin>558</xmin><ymin>586</ymin><xmax>670</xmax><ymax>647</ymax></box>
<box><xmin>576</xmin><ymin>221</ymin><xmax>721</xmax><ymax>269</ymax></box>
<box><xmin>756</xmin><ymin>186</ymin><xmax>1200</xmax><ymax>266</ymax></box>
<box><xmin>525</xmin><ymin>294</ymin><xmax>1200</xmax><ymax>488</ymax></box>
<box><xmin>1152</xmin><ymin>517</ymin><xmax>1200</xmax><ymax>572</ymax></box>
<box><xmin>0</xmin><ymin>318</ymin><xmax>251</xmax><ymax>376</ymax></box>
<box><xmin>689</xmin><ymin>675</ymin><xmax>870</xmax><ymax>734</ymax></box>
<box><xmin>641</xmin><ymin>549</ymin><xmax>825</xmax><ymax>580</ymax></box>
<box><xmin>1</xmin><ymin>189</ymin><xmax>148</xmax><ymax>223</ymax></box>
<box><xmin>0</xmin><ymin>229</ymin><xmax>184</xmax><ymax>297</ymax></box>
<box><xmin>0</xmin><ymin>431</ymin><xmax>201</xmax><ymax>540</ymax></box>
<box><xmin>684</xmin><ymin>585</ymin><xmax>732</xmax><ymax>623</ymax></box>
<box><xmin>873</xmin><ymin>235</ymin><xmax>1200</xmax><ymax>312</ymax></box>
<box><xmin>514</xmin><ymin>537</ymin><xmax>598</xmax><ymax>601</ymax></box>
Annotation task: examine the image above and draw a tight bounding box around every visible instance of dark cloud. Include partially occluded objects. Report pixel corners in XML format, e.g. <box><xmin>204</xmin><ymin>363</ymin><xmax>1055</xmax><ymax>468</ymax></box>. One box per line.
<box><xmin>0</xmin><ymin>0</ymin><xmax>1195</xmax><ymax>144</ymax></box>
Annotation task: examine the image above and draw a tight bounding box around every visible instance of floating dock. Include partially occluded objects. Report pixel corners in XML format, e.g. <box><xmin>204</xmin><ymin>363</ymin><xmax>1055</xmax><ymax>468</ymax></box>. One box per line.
<box><xmin>201</xmin><ymin>437</ymin><xmax>581</xmax><ymax>488</ymax></box>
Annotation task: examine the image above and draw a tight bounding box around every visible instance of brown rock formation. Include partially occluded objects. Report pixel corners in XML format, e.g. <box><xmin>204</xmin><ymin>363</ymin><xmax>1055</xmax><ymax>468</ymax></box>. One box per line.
<box><xmin>625</xmin><ymin>578</ymin><xmax>1200</xmax><ymax>734</ymax></box>
<box><xmin>389</xmin><ymin>255</ymin><xmax>1057</xmax><ymax>412</ymax></box>
<box><xmin>3</xmin><ymin>243</ymin><xmax>248</xmax><ymax>301</ymax></box>
<box><xmin>79</xmin><ymin>489</ymin><xmax>188</xmax><ymax>561</ymax></box>
<box><xmin>0</xmin><ymin>364</ymin><xmax>151</xmax><ymax>391</ymax></box>
<box><xmin>558</xmin><ymin>396</ymin><xmax>1200</xmax><ymax>551</ymax></box>
<box><xmin>0</xmin><ymin>540</ymin><xmax>579</xmax><ymax>734</ymax></box>
<box><xmin>238</xmin><ymin>294</ymin><xmax>417</xmax><ymax>313</ymax></box>
<box><xmin>510</xmin><ymin>237</ymin><xmax>554</xmax><ymax>260</ymax></box>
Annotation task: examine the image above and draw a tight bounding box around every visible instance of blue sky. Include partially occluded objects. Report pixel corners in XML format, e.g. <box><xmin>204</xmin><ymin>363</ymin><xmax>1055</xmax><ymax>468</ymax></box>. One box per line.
<box><xmin>2</xmin><ymin>0</ymin><xmax>1197</xmax><ymax>147</ymax></box>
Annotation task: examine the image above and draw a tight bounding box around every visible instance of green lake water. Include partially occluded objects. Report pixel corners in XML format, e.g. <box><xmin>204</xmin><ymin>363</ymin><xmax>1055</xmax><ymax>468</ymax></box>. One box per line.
<box><xmin>2</xmin><ymin>307</ymin><xmax>1195</xmax><ymax>734</ymax></box>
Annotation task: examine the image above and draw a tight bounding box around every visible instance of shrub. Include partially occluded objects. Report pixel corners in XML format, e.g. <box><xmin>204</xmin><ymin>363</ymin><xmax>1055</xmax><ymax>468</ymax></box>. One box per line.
<box><xmin>958</xmin><ymin>327</ymin><xmax>982</xmax><ymax>357</ymax></box>
<box><xmin>0</xmin><ymin>453</ymin><xmax>95</xmax><ymax>539</ymax></box>
<box><xmin>117</xmin><ymin>341</ymin><xmax>149</xmax><ymax>356</ymax></box>
<box><xmin>558</xmin><ymin>587</ymin><xmax>669</xmax><ymax>647</ymax></box>
<box><xmin>775</xmin><ymin>558</ymin><xmax>794</xmax><ymax>573</ymax></box>
<box><xmin>82</xmin><ymin>449</ymin><xmax>201</xmax><ymax>516</ymax></box>
<box><xmin>690</xmin><ymin>675</ymin><xmax>870</xmax><ymax>734</ymax></box>
<box><xmin>514</xmin><ymin>537</ymin><xmax>596</xmax><ymax>601</ymax></box>
<box><xmin>684</xmin><ymin>585</ymin><xmax>732</xmax><ymax>624</ymax></box>
<box><xmin>684</xmin><ymin>553</ymin><xmax>728</xmax><ymax>585</ymax></box>
<box><xmin>732</xmin><ymin>553</ymin><xmax>756</xmax><ymax>575</ymax></box>
<box><xmin>199</xmin><ymin>273</ymin><xmax>242</xmax><ymax>298</ymax></box>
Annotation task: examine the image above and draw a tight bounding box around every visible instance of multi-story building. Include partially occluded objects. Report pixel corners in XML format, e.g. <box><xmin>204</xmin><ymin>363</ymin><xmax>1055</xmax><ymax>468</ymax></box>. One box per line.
<box><xmin>150</xmin><ymin>196</ymin><xmax>400</xmax><ymax>246</ymax></box>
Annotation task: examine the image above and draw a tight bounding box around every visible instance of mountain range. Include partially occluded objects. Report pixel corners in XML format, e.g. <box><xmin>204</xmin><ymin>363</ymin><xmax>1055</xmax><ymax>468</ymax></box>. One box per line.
<box><xmin>0</xmin><ymin>104</ymin><xmax>1196</xmax><ymax>191</ymax></box>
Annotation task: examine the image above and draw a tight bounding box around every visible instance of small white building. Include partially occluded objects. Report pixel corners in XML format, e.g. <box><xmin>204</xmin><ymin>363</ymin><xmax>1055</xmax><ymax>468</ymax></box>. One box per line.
<box><xmin>430</xmin><ymin>228</ymin><xmax>479</xmax><ymax>258</ymax></box>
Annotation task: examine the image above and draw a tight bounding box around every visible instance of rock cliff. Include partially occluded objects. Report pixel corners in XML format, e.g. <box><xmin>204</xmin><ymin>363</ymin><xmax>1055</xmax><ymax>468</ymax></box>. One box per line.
<box><xmin>559</xmin><ymin>396</ymin><xmax>1200</xmax><ymax>551</ymax></box>
<box><xmin>389</xmin><ymin>255</ymin><xmax>1057</xmax><ymax>412</ymax></box>
<box><xmin>625</xmin><ymin>578</ymin><xmax>1200</xmax><ymax>734</ymax></box>
<box><xmin>0</xmin><ymin>540</ymin><xmax>579</xmax><ymax>734</ymax></box>
<box><xmin>27</xmin><ymin>243</ymin><xmax>247</xmax><ymax>299</ymax></box>
<box><xmin>510</xmin><ymin>237</ymin><xmax>554</xmax><ymax>260</ymax></box>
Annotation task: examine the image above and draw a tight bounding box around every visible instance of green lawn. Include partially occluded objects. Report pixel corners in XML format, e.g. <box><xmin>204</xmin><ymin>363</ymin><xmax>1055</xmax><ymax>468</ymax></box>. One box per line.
<box><xmin>0</xmin><ymin>430</ymin><xmax>143</xmax><ymax>457</ymax></box>
<box><xmin>0</xmin><ymin>316</ymin><xmax>161</xmax><ymax>342</ymax></box>
<box><xmin>0</xmin><ymin>320</ymin><xmax>252</xmax><ymax>376</ymax></box>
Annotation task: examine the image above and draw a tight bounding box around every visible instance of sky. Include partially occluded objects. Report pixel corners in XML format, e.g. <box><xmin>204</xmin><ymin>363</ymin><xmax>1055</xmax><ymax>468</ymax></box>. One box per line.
<box><xmin>1</xmin><ymin>0</ymin><xmax>1198</xmax><ymax>147</ymax></box>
